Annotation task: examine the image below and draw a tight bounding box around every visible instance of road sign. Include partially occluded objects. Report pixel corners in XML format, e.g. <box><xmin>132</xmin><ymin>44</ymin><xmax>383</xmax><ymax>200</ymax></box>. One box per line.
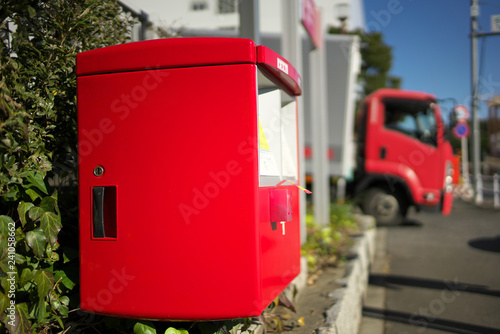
<box><xmin>492</xmin><ymin>15</ymin><xmax>500</xmax><ymax>32</ymax></box>
<box><xmin>454</xmin><ymin>105</ymin><xmax>470</xmax><ymax>121</ymax></box>
<box><xmin>453</xmin><ymin>121</ymin><xmax>470</xmax><ymax>139</ymax></box>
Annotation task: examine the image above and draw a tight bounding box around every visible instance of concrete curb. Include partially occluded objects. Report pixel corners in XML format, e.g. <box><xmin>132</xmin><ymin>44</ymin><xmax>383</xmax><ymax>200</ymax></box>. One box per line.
<box><xmin>245</xmin><ymin>214</ymin><xmax>376</xmax><ymax>334</ymax></box>
<box><xmin>318</xmin><ymin>214</ymin><xmax>377</xmax><ymax>334</ymax></box>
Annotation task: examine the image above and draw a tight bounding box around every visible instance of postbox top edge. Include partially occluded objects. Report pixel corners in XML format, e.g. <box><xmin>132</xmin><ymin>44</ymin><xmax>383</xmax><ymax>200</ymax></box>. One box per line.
<box><xmin>76</xmin><ymin>37</ymin><xmax>258</xmax><ymax>76</ymax></box>
<box><xmin>256</xmin><ymin>46</ymin><xmax>302</xmax><ymax>96</ymax></box>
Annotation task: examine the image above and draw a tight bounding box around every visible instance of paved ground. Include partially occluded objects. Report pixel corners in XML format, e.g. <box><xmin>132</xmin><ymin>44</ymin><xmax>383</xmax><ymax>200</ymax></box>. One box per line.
<box><xmin>359</xmin><ymin>199</ymin><xmax>500</xmax><ymax>334</ymax></box>
<box><xmin>273</xmin><ymin>266</ymin><xmax>345</xmax><ymax>334</ymax></box>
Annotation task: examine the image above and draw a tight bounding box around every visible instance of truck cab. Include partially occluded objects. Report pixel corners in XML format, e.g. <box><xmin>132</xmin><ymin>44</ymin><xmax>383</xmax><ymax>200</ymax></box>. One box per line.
<box><xmin>354</xmin><ymin>88</ymin><xmax>454</xmax><ymax>224</ymax></box>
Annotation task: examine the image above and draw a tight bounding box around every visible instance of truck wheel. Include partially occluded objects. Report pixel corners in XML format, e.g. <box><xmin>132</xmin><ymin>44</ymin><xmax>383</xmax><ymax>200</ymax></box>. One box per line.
<box><xmin>363</xmin><ymin>188</ymin><xmax>403</xmax><ymax>225</ymax></box>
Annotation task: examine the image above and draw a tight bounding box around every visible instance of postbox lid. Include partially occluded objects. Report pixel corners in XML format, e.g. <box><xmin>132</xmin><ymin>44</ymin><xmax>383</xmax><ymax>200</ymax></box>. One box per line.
<box><xmin>77</xmin><ymin>37</ymin><xmax>302</xmax><ymax>96</ymax></box>
<box><xmin>77</xmin><ymin>37</ymin><xmax>256</xmax><ymax>76</ymax></box>
<box><xmin>256</xmin><ymin>45</ymin><xmax>302</xmax><ymax>96</ymax></box>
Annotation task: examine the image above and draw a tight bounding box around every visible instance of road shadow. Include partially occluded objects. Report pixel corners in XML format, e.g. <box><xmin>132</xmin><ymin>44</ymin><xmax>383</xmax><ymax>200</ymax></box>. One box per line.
<box><xmin>468</xmin><ymin>235</ymin><xmax>500</xmax><ymax>253</ymax></box>
<box><xmin>376</xmin><ymin>218</ymin><xmax>423</xmax><ymax>228</ymax></box>
<box><xmin>368</xmin><ymin>273</ymin><xmax>500</xmax><ymax>297</ymax></box>
<box><xmin>362</xmin><ymin>306</ymin><xmax>500</xmax><ymax>334</ymax></box>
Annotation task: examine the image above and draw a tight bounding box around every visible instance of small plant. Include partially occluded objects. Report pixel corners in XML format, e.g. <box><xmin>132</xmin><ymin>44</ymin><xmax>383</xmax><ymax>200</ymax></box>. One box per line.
<box><xmin>134</xmin><ymin>323</ymin><xmax>189</xmax><ymax>334</ymax></box>
<box><xmin>130</xmin><ymin>319</ymin><xmax>254</xmax><ymax>334</ymax></box>
<box><xmin>301</xmin><ymin>202</ymin><xmax>360</xmax><ymax>273</ymax></box>
<box><xmin>260</xmin><ymin>293</ymin><xmax>297</xmax><ymax>334</ymax></box>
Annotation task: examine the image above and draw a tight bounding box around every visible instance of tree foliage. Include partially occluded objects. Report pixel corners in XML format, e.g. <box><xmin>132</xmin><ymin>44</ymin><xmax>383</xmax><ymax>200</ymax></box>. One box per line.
<box><xmin>329</xmin><ymin>27</ymin><xmax>401</xmax><ymax>96</ymax></box>
<box><xmin>0</xmin><ymin>0</ymin><xmax>134</xmax><ymax>332</ymax></box>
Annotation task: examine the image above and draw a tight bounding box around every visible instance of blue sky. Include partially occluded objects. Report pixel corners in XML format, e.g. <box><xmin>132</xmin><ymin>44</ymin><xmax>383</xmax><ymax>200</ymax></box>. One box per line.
<box><xmin>363</xmin><ymin>0</ymin><xmax>500</xmax><ymax>121</ymax></box>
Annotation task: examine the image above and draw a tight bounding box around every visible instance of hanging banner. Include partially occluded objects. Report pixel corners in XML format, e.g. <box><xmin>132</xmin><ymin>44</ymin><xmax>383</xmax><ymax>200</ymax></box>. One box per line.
<box><xmin>301</xmin><ymin>0</ymin><xmax>321</xmax><ymax>48</ymax></box>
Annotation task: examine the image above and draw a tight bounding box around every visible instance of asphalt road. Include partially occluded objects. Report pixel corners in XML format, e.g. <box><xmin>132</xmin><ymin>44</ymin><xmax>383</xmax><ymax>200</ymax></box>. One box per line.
<box><xmin>359</xmin><ymin>199</ymin><xmax>500</xmax><ymax>334</ymax></box>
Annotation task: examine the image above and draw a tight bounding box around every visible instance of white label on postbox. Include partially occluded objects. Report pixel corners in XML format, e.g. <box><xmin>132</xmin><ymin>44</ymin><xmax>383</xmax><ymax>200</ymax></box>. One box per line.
<box><xmin>258</xmin><ymin>89</ymin><xmax>281</xmax><ymax>180</ymax></box>
<box><xmin>277</xmin><ymin>58</ymin><xmax>288</xmax><ymax>75</ymax></box>
<box><xmin>281</xmin><ymin>101</ymin><xmax>298</xmax><ymax>180</ymax></box>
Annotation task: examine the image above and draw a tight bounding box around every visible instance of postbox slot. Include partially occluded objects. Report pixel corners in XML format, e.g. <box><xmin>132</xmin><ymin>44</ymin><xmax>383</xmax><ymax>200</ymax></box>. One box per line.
<box><xmin>92</xmin><ymin>186</ymin><xmax>117</xmax><ymax>239</ymax></box>
<box><xmin>269</xmin><ymin>188</ymin><xmax>292</xmax><ymax>223</ymax></box>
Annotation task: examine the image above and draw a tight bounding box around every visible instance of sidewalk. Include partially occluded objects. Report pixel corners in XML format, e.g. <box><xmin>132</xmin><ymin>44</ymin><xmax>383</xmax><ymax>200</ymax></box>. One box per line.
<box><xmin>358</xmin><ymin>227</ymin><xmax>388</xmax><ymax>334</ymax></box>
<box><xmin>258</xmin><ymin>214</ymin><xmax>377</xmax><ymax>334</ymax></box>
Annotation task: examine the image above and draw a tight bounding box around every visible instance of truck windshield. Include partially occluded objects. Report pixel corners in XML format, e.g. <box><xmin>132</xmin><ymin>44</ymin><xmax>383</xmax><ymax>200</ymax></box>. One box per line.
<box><xmin>383</xmin><ymin>98</ymin><xmax>438</xmax><ymax>147</ymax></box>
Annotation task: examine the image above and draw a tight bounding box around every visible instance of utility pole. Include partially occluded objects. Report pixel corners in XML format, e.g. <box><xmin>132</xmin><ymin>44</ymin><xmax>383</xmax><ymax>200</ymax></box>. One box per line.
<box><xmin>239</xmin><ymin>0</ymin><xmax>260</xmax><ymax>44</ymax></box>
<box><xmin>470</xmin><ymin>0</ymin><xmax>481</xmax><ymax>204</ymax></box>
<box><xmin>281</xmin><ymin>0</ymin><xmax>307</xmax><ymax>242</ymax></box>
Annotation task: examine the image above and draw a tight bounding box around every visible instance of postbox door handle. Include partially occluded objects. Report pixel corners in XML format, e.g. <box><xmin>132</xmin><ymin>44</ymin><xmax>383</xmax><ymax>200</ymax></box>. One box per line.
<box><xmin>93</xmin><ymin>187</ymin><xmax>106</xmax><ymax>238</ymax></box>
<box><xmin>92</xmin><ymin>186</ymin><xmax>117</xmax><ymax>239</ymax></box>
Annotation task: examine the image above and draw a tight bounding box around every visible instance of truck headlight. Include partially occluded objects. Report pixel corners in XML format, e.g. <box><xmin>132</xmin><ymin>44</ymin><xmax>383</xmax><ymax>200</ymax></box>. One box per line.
<box><xmin>444</xmin><ymin>161</ymin><xmax>453</xmax><ymax>192</ymax></box>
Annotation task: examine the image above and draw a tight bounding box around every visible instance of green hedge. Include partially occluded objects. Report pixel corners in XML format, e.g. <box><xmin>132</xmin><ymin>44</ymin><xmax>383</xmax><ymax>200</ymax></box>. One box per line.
<box><xmin>0</xmin><ymin>1</ymin><xmax>134</xmax><ymax>332</ymax></box>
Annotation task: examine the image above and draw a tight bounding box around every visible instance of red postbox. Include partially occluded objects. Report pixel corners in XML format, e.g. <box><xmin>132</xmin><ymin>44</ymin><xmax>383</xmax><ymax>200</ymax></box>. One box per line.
<box><xmin>77</xmin><ymin>37</ymin><xmax>303</xmax><ymax>320</ymax></box>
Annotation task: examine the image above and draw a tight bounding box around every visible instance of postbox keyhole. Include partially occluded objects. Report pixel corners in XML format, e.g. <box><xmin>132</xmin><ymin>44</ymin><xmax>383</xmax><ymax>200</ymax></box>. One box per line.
<box><xmin>93</xmin><ymin>165</ymin><xmax>105</xmax><ymax>177</ymax></box>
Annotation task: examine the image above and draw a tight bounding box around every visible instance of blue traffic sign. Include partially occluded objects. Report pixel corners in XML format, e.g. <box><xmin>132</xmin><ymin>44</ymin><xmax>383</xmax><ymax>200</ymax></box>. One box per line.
<box><xmin>453</xmin><ymin>122</ymin><xmax>469</xmax><ymax>139</ymax></box>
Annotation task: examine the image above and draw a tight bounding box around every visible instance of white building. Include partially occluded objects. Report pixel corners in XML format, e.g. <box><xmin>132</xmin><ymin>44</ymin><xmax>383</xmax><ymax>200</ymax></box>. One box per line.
<box><xmin>121</xmin><ymin>0</ymin><xmax>365</xmax><ymax>39</ymax></box>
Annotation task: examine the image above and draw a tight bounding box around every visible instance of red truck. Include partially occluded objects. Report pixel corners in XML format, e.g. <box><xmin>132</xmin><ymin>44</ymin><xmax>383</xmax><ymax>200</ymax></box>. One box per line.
<box><xmin>353</xmin><ymin>88</ymin><xmax>454</xmax><ymax>224</ymax></box>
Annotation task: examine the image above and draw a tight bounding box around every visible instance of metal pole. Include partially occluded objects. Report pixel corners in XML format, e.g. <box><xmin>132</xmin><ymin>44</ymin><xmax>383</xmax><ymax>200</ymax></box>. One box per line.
<box><xmin>476</xmin><ymin>173</ymin><xmax>484</xmax><ymax>203</ymax></box>
<box><xmin>461</xmin><ymin>136</ymin><xmax>470</xmax><ymax>185</ymax></box>
<box><xmin>139</xmin><ymin>10</ymin><xmax>149</xmax><ymax>41</ymax></box>
<box><xmin>494</xmin><ymin>173</ymin><xmax>499</xmax><ymax>208</ymax></box>
<box><xmin>282</xmin><ymin>0</ymin><xmax>306</xmax><ymax>243</ymax></box>
<box><xmin>239</xmin><ymin>0</ymin><xmax>260</xmax><ymax>44</ymax></box>
<box><xmin>470</xmin><ymin>0</ymin><xmax>482</xmax><ymax>204</ymax></box>
<box><xmin>117</xmin><ymin>1</ymin><xmax>150</xmax><ymax>41</ymax></box>
<box><xmin>310</xmin><ymin>11</ymin><xmax>330</xmax><ymax>225</ymax></box>
<box><xmin>310</xmin><ymin>46</ymin><xmax>330</xmax><ymax>225</ymax></box>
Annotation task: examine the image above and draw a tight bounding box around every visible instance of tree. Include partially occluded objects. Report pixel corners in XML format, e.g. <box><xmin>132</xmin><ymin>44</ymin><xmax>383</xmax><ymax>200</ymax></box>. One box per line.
<box><xmin>0</xmin><ymin>1</ymin><xmax>134</xmax><ymax>332</ymax></box>
<box><xmin>329</xmin><ymin>27</ymin><xmax>401</xmax><ymax>97</ymax></box>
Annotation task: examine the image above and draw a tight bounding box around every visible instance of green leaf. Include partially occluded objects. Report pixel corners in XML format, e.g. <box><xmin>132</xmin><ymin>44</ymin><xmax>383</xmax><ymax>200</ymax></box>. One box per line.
<box><xmin>164</xmin><ymin>327</ymin><xmax>178</xmax><ymax>334</ymax></box>
<box><xmin>19</xmin><ymin>268</ymin><xmax>33</xmax><ymax>287</ymax></box>
<box><xmin>29</xmin><ymin>205</ymin><xmax>44</xmax><ymax>221</ymax></box>
<box><xmin>134</xmin><ymin>321</ymin><xmax>157</xmax><ymax>334</ymax></box>
<box><xmin>60</xmin><ymin>295</ymin><xmax>69</xmax><ymax>306</ymax></box>
<box><xmin>51</xmin><ymin>189</ymin><xmax>58</xmax><ymax>201</ymax></box>
<box><xmin>54</xmin><ymin>270</ymin><xmax>76</xmax><ymax>290</ymax></box>
<box><xmin>35</xmin><ymin>299</ymin><xmax>48</xmax><ymax>323</ymax></box>
<box><xmin>26</xmin><ymin>188</ymin><xmax>41</xmax><ymax>201</ymax></box>
<box><xmin>0</xmin><ymin>276</ymin><xmax>8</xmax><ymax>293</ymax></box>
<box><xmin>4</xmin><ymin>155</ymin><xmax>15</xmax><ymax>168</ymax></box>
<box><xmin>18</xmin><ymin>201</ymin><xmax>34</xmax><ymax>227</ymax></box>
<box><xmin>39</xmin><ymin>196</ymin><xmax>55</xmax><ymax>212</ymax></box>
<box><xmin>15</xmin><ymin>252</ymin><xmax>26</xmax><ymax>265</ymax></box>
<box><xmin>26</xmin><ymin>228</ymin><xmax>47</xmax><ymax>258</ymax></box>
<box><xmin>27</xmin><ymin>5</ymin><xmax>36</xmax><ymax>18</ymax></box>
<box><xmin>0</xmin><ymin>291</ymin><xmax>9</xmax><ymax>313</ymax></box>
<box><xmin>50</xmin><ymin>294</ymin><xmax>61</xmax><ymax>311</ymax></box>
<box><xmin>0</xmin><ymin>215</ymin><xmax>15</xmax><ymax>238</ymax></box>
<box><xmin>34</xmin><ymin>270</ymin><xmax>54</xmax><ymax>299</ymax></box>
<box><xmin>2</xmin><ymin>187</ymin><xmax>19</xmax><ymax>200</ymax></box>
<box><xmin>54</xmin><ymin>314</ymin><xmax>65</xmax><ymax>329</ymax></box>
<box><xmin>40</xmin><ymin>212</ymin><xmax>62</xmax><ymax>246</ymax></box>
<box><xmin>57</xmin><ymin>303</ymin><xmax>69</xmax><ymax>317</ymax></box>
<box><xmin>4</xmin><ymin>303</ymin><xmax>31</xmax><ymax>334</ymax></box>
<box><xmin>26</xmin><ymin>171</ymin><xmax>48</xmax><ymax>195</ymax></box>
